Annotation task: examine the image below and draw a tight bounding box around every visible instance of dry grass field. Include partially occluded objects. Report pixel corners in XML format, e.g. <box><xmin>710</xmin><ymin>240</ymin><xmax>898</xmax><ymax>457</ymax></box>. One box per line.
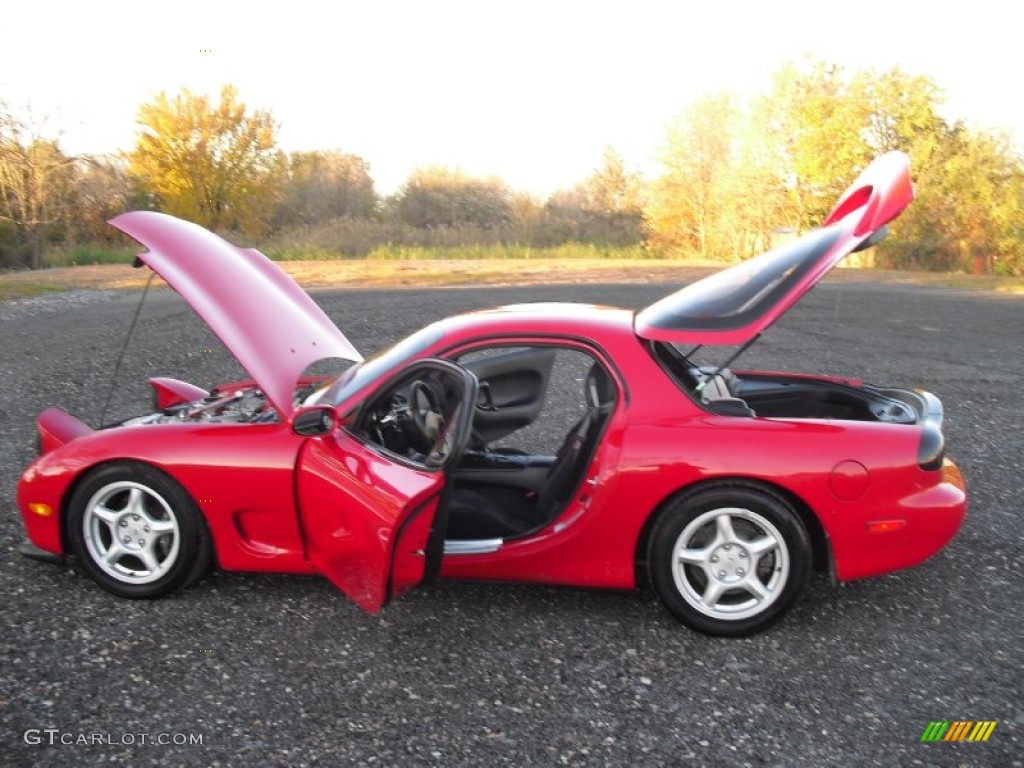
<box><xmin>3</xmin><ymin>259</ymin><xmax>1022</xmax><ymax>301</ymax></box>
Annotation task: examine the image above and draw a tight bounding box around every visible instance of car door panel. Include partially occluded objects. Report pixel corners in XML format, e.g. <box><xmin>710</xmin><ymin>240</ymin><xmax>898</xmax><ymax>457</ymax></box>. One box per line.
<box><xmin>295</xmin><ymin>358</ymin><xmax>477</xmax><ymax>613</ymax></box>
<box><xmin>296</xmin><ymin>431</ymin><xmax>442</xmax><ymax>613</ymax></box>
<box><xmin>463</xmin><ymin>347</ymin><xmax>556</xmax><ymax>444</ymax></box>
<box><xmin>389</xmin><ymin>493</ymin><xmax>442</xmax><ymax>601</ymax></box>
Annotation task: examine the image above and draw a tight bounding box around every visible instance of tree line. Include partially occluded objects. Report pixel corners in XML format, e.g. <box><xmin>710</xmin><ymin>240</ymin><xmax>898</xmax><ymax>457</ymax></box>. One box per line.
<box><xmin>2</xmin><ymin>62</ymin><xmax>1022</xmax><ymax>273</ymax></box>
<box><xmin>0</xmin><ymin>85</ymin><xmax>645</xmax><ymax>269</ymax></box>
<box><xmin>648</xmin><ymin>62</ymin><xmax>1024</xmax><ymax>274</ymax></box>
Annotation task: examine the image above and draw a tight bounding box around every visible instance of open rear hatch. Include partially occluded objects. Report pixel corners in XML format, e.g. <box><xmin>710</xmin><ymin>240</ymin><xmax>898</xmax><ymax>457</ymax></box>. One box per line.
<box><xmin>635</xmin><ymin>151</ymin><xmax>914</xmax><ymax>347</ymax></box>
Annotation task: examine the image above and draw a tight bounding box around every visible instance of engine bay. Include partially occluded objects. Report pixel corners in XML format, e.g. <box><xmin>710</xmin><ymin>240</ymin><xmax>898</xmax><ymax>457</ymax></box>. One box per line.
<box><xmin>117</xmin><ymin>383</ymin><xmax>325</xmax><ymax>427</ymax></box>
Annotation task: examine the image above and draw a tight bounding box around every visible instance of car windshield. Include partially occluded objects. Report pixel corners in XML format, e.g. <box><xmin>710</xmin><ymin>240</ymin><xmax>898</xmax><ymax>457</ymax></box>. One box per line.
<box><xmin>312</xmin><ymin>323</ymin><xmax>445</xmax><ymax>408</ymax></box>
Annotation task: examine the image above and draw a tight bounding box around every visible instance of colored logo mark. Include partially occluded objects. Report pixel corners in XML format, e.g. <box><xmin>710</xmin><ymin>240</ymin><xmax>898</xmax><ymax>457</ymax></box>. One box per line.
<box><xmin>920</xmin><ymin>720</ymin><xmax>997</xmax><ymax>742</ymax></box>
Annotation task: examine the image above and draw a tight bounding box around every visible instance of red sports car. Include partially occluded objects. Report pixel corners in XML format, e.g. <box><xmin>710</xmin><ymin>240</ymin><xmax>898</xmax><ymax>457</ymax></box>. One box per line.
<box><xmin>16</xmin><ymin>151</ymin><xmax>966</xmax><ymax>636</ymax></box>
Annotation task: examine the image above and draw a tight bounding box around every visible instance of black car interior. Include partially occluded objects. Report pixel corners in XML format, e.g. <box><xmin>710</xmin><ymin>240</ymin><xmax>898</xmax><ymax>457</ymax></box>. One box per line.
<box><xmin>446</xmin><ymin>357</ymin><xmax>616</xmax><ymax>540</ymax></box>
<box><xmin>650</xmin><ymin>340</ymin><xmax>918</xmax><ymax>423</ymax></box>
<box><xmin>352</xmin><ymin>346</ymin><xmax>618</xmax><ymax>541</ymax></box>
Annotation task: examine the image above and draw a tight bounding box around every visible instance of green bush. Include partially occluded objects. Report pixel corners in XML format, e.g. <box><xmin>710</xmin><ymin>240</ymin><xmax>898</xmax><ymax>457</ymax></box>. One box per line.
<box><xmin>262</xmin><ymin>244</ymin><xmax>349</xmax><ymax>261</ymax></box>
<box><xmin>993</xmin><ymin>258</ymin><xmax>1018</xmax><ymax>277</ymax></box>
<box><xmin>40</xmin><ymin>238</ymin><xmax>662</xmax><ymax>266</ymax></box>
<box><xmin>46</xmin><ymin>244</ymin><xmax>136</xmax><ymax>267</ymax></box>
<box><xmin>363</xmin><ymin>243</ymin><xmax>656</xmax><ymax>261</ymax></box>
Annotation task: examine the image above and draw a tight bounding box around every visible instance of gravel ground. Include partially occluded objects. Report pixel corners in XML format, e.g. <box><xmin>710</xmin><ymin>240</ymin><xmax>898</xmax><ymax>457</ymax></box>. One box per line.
<box><xmin>1</xmin><ymin>280</ymin><xmax>1021</xmax><ymax>767</ymax></box>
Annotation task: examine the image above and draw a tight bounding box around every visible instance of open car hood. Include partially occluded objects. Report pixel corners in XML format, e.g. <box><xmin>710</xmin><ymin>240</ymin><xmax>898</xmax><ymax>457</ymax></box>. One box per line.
<box><xmin>635</xmin><ymin>151</ymin><xmax>914</xmax><ymax>346</ymax></box>
<box><xmin>109</xmin><ymin>211</ymin><xmax>362</xmax><ymax>416</ymax></box>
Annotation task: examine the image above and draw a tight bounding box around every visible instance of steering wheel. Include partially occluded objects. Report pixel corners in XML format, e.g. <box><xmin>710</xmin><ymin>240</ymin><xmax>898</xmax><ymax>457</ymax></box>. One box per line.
<box><xmin>398</xmin><ymin>380</ymin><xmax>446</xmax><ymax>456</ymax></box>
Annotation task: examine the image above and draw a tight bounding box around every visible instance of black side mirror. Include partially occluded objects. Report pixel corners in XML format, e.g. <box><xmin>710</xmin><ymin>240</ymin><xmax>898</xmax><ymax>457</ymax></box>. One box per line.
<box><xmin>291</xmin><ymin>405</ymin><xmax>337</xmax><ymax>437</ymax></box>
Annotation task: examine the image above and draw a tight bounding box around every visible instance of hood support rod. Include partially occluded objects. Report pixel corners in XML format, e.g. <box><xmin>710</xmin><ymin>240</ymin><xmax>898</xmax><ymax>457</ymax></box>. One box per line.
<box><xmin>696</xmin><ymin>334</ymin><xmax>761</xmax><ymax>393</ymax></box>
<box><xmin>97</xmin><ymin>271</ymin><xmax>155</xmax><ymax>426</ymax></box>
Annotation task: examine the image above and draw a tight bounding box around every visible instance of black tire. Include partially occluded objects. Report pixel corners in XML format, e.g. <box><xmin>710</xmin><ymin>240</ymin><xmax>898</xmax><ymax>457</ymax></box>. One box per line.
<box><xmin>647</xmin><ymin>483</ymin><xmax>811</xmax><ymax>637</ymax></box>
<box><xmin>67</xmin><ymin>462</ymin><xmax>212</xmax><ymax>598</ymax></box>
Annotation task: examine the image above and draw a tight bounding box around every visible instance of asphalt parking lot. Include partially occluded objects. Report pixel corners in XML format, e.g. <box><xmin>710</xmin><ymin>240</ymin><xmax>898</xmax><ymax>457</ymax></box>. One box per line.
<box><xmin>1</xmin><ymin>278</ymin><xmax>1020</xmax><ymax>766</ymax></box>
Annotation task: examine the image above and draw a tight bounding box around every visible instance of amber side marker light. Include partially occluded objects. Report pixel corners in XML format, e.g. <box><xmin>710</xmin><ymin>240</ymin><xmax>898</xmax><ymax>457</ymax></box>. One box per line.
<box><xmin>28</xmin><ymin>503</ymin><xmax>53</xmax><ymax>518</ymax></box>
<box><xmin>942</xmin><ymin>460</ymin><xmax>966</xmax><ymax>490</ymax></box>
<box><xmin>867</xmin><ymin>519</ymin><xmax>907</xmax><ymax>534</ymax></box>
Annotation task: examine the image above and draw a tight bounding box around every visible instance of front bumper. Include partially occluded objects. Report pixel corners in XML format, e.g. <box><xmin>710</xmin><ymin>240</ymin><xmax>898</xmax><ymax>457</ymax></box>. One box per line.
<box><xmin>19</xmin><ymin>539</ymin><xmax>65</xmax><ymax>565</ymax></box>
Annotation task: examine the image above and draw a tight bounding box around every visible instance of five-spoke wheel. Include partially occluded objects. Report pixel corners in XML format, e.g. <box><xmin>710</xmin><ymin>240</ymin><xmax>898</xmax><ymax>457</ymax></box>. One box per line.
<box><xmin>649</xmin><ymin>484</ymin><xmax>810</xmax><ymax>636</ymax></box>
<box><xmin>68</xmin><ymin>463</ymin><xmax>212</xmax><ymax>598</ymax></box>
<box><xmin>82</xmin><ymin>481</ymin><xmax>180</xmax><ymax>585</ymax></box>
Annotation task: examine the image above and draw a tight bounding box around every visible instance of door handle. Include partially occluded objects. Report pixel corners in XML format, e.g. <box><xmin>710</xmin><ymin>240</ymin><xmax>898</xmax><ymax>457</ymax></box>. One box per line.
<box><xmin>476</xmin><ymin>382</ymin><xmax>497</xmax><ymax>411</ymax></box>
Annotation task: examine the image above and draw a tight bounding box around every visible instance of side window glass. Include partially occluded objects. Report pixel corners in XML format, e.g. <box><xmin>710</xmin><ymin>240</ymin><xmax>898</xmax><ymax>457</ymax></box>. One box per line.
<box><xmin>457</xmin><ymin>345</ymin><xmax>603</xmax><ymax>455</ymax></box>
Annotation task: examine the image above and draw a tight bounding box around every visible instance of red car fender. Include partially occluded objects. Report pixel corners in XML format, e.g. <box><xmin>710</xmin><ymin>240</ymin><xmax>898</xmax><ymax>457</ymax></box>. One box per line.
<box><xmin>17</xmin><ymin>421</ymin><xmax>313</xmax><ymax>573</ymax></box>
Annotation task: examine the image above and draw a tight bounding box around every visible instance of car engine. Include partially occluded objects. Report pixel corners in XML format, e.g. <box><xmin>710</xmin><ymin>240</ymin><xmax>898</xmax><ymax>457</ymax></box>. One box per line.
<box><xmin>120</xmin><ymin>387</ymin><xmax>279</xmax><ymax>426</ymax></box>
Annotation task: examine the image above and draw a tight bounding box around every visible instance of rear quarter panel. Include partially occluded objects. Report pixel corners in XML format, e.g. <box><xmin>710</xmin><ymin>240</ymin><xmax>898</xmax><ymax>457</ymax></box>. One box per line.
<box><xmin>610</xmin><ymin>412</ymin><xmax>963</xmax><ymax>582</ymax></box>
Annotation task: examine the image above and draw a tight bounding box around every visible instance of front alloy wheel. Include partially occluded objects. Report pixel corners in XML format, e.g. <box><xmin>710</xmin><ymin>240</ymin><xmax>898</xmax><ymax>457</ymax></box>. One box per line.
<box><xmin>68</xmin><ymin>463</ymin><xmax>211</xmax><ymax>598</ymax></box>
<box><xmin>649</xmin><ymin>484</ymin><xmax>810</xmax><ymax>636</ymax></box>
<box><xmin>83</xmin><ymin>481</ymin><xmax>180</xmax><ymax>585</ymax></box>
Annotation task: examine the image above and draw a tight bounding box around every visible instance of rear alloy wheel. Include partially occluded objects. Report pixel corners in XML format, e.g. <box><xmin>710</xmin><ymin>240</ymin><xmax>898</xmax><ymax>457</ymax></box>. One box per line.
<box><xmin>68</xmin><ymin>463</ymin><xmax>212</xmax><ymax>598</ymax></box>
<box><xmin>648</xmin><ymin>484</ymin><xmax>810</xmax><ymax>637</ymax></box>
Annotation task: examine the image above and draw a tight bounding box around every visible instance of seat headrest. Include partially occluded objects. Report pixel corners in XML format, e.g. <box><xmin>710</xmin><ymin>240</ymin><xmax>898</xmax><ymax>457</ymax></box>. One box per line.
<box><xmin>584</xmin><ymin>363</ymin><xmax>615</xmax><ymax>408</ymax></box>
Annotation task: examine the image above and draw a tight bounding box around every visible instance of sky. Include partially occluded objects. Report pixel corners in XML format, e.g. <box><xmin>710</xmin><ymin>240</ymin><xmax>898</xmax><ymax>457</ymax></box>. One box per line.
<box><xmin>2</xmin><ymin>0</ymin><xmax>1020</xmax><ymax>197</ymax></box>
